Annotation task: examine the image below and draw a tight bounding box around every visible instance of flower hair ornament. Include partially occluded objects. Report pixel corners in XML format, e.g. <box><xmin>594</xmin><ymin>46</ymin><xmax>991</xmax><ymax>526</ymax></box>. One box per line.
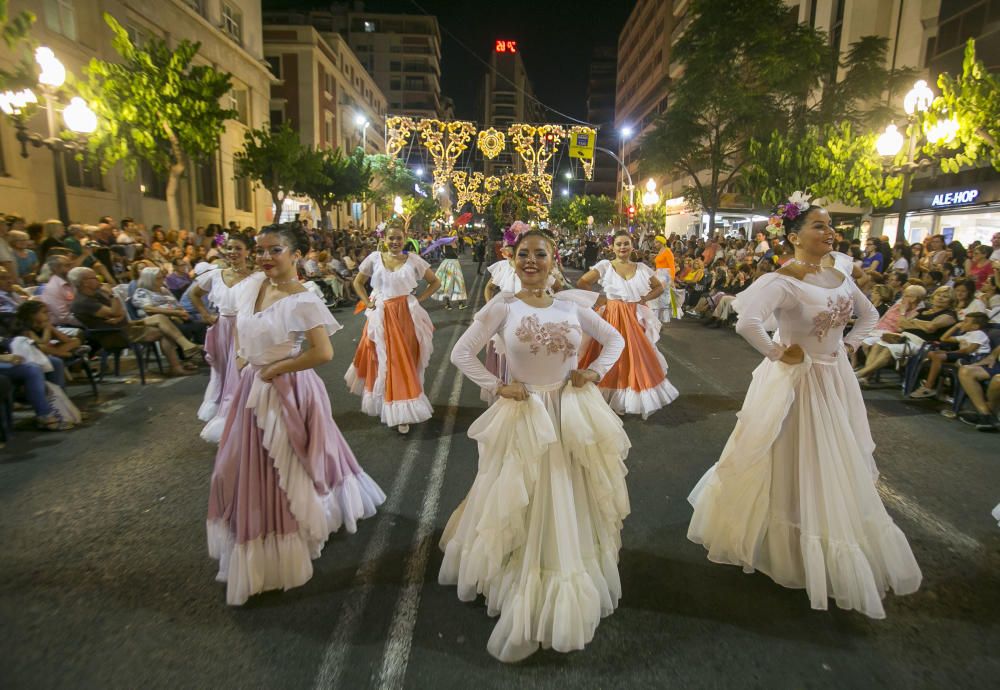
<box><xmin>502</xmin><ymin>220</ymin><xmax>531</xmax><ymax>247</ymax></box>
<box><xmin>766</xmin><ymin>191</ymin><xmax>813</xmax><ymax>236</ymax></box>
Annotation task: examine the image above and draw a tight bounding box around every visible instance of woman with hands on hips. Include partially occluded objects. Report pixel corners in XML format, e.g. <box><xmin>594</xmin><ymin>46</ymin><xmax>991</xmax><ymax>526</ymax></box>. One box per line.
<box><xmin>687</xmin><ymin>194</ymin><xmax>921</xmax><ymax>619</ymax></box>
<box><xmin>345</xmin><ymin>225</ymin><xmax>440</xmax><ymax>435</ymax></box>
<box><xmin>440</xmin><ymin>230</ymin><xmax>632</xmax><ymax>662</ymax></box>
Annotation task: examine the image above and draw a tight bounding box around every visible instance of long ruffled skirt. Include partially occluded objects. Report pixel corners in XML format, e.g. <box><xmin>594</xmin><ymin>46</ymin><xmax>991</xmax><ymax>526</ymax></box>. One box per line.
<box><xmin>207</xmin><ymin>366</ymin><xmax>386</xmax><ymax>605</ymax></box>
<box><xmin>199</xmin><ymin>314</ymin><xmax>240</xmax><ymax>443</ymax></box>
<box><xmin>439</xmin><ymin>381</ymin><xmax>631</xmax><ymax>662</ymax></box>
<box><xmin>433</xmin><ymin>258</ymin><xmax>468</xmax><ymax>302</ymax></box>
<box><xmin>687</xmin><ymin>351</ymin><xmax>921</xmax><ymax>618</ymax></box>
<box><xmin>345</xmin><ymin>295</ymin><xmax>434</xmax><ymax>427</ymax></box>
<box><xmin>579</xmin><ymin>299</ymin><xmax>678</xmax><ymax>419</ymax></box>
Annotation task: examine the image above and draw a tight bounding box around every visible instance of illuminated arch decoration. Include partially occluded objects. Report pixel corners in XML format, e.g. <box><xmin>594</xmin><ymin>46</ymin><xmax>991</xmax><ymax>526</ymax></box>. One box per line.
<box><xmin>385</xmin><ymin>116</ymin><xmax>416</xmax><ymax>156</ymax></box>
<box><xmin>417</xmin><ymin>119</ymin><xmax>476</xmax><ymax>189</ymax></box>
<box><xmin>477</xmin><ymin>127</ymin><xmax>506</xmax><ymax>159</ymax></box>
<box><xmin>568</xmin><ymin>125</ymin><xmax>597</xmax><ymax>180</ymax></box>
<box><xmin>451</xmin><ymin>171</ymin><xmax>478</xmax><ymax>210</ymax></box>
<box><xmin>507</xmin><ymin>124</ymin><xmax>566</xmax><ymax>178</ymax></box>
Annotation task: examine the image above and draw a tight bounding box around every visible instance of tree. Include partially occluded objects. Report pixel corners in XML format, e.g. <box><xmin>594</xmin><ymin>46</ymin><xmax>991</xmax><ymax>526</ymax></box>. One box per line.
<box><xmin>640</xmin><ymin>0</ymin><xmax>827</xmax><ymax>233</ymax></box>
<box><xmin>363</xmin><ymin>154</ymin><xmax>421</xmax><ymax>217</ymax></box>
<box><xmin>234</xmin><ymin>123</ymin><xmax>323</xmax><ymax>220</ymax></box>
<box><xmin>739</xmin><ymin>35</ymin><xmax>914</xmax><ymax>210</ymax></box>
<box><xmin>921</xmin><ymin>39</ymin><xmax>1000</xmax><ymax>173</ymax></box>
<box><xmin>75</xmin><ymin>14</ymin><xmax>234</xmax><ymax>231</ymax></box>
<box><xmin>297</xmin><ymin>147</ymin><xmax>372</xmax><ymax>229</ymax></box>
<box><xmin>395</xmin><ymin>195</ymin><xmax>439</xmax><ymax>233</ymax></box>
<box><xmin>0</xmin><ymin>0</ymin><xmax>37</xmax><ymax>92</ymax></box>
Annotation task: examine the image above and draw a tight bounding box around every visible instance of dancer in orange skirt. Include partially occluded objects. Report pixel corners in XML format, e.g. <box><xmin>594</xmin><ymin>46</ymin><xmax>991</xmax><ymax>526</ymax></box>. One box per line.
<box><xmin>345</xmin><ymin>226</ymin><xmax>441</xmax><ymax>434</ymax></box>
<box><xmin>577</xmin><ymin>230</ymin><xmax>679</xmax><ymax>419</ymax></box>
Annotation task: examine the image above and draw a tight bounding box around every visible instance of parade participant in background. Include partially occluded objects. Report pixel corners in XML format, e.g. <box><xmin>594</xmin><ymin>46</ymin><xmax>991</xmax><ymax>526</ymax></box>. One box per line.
<box><xmin>207</xmin><ymin>222</ymin><xmax>384</xmax><ymax>606</ymax></box>
<box><xmin>652</xmin><ymin>235</ymin><xmax>680</xmax><ymax>323</ymax></box>
<box><xmin>189</xmin><ymin>232</ymin><xmax>254</xmax><ymax>443</ymax></box>
<box><xmin>346</xmin><ymin>226</ymin><xmax>440</xmax><ymax>434</ymax></box>
<box><xmin>432</xmin><ymin>243</ymin><xmax>468</xmax><ymax>310</ymax></box>
<box><xmin>687</xmin><ymin>194</ymin><xmax>921</xmax><ymax>618</ymax></box>
<box><xmin>441</xmin><ymin>229</ymin><xmax>629</xmax><ymax>662</ymax></box>
<box><xmin>577</xmin><ymin>231</ymin><xmax>679</xmax><ymax>419</ymax></box>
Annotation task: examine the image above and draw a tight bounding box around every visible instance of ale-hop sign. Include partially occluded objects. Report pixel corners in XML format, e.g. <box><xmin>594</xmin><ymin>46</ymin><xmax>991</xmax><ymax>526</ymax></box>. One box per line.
<box><xmin>930</xmin><ymin>189</ymin><xmax>980</xmax><ymax>207</ymax></box>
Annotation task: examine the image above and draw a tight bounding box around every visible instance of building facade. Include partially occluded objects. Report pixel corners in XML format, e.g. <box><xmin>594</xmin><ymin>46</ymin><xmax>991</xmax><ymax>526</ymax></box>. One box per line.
<box><xmin>585</xmin><ymin>46</ymin><xmax>618</xmax><ymax>198</ymax></box>
<box><xmin>478</xmin><ymin>42</ymin><xmax>542</xmax><ymax>178</ymax></box>
<box><xmin>261</xmin><ymin>5</ymin><xmax>445</xmax><ymax>120</ymax></box>
<box><xmin>262</xmin><ymin>24</ymin><xmax>387</xmax><ymax>229</ymax></box>
<box><xmin>0</xmin><ymin>0</ymin><xmax>274</xmax><ymax>230</ymax></box>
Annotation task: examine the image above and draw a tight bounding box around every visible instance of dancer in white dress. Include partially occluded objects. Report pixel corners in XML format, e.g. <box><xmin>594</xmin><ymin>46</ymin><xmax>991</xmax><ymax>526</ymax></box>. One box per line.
<box><xmin>441</xmin><ymin>230</ymin><xmax>631</xmax><ymax>662</ymax></box>
<box><xmin>578</xmin><ymin>232</ymin><xmax>678</xmax><ymax>419</ymax></box>
<box><xmin>190</xmin><ymin>233</ymin><xmax>253</xmax><ymax>442</ymax></box>
<box><xmin>345</xmin><ymin>226</ymin><xmax>440</xmax><ymax>434</ymax></box>
<box><xmin>688</xmin><ymin>196</ymin><xmax>921</xmax><ymax>619</ymax></box>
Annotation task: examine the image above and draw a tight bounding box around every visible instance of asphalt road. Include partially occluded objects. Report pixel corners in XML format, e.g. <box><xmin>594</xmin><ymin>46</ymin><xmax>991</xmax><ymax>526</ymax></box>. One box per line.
<box><xmin>2</xmin><ymin>256</ymin><xmax>998</xmax><ymax>690</ymax></box>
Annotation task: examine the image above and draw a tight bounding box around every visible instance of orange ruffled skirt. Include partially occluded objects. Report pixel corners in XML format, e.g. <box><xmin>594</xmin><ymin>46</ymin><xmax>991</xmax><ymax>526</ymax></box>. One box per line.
<box><xmin>578</xmin><ymin>299</ymin><xmax>678</xmax><ymax>419</ymax></box>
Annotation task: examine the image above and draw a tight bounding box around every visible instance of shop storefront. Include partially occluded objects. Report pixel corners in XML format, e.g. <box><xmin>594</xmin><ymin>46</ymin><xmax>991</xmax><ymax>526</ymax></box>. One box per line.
<box><xmin>874</xmin><ymin>179</ymin><xmax>1000</xmax><ymax>246</ymax></box>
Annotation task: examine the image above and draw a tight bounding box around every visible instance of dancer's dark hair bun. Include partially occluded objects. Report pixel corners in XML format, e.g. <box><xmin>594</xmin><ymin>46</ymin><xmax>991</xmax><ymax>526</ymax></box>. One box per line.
<box><xmin>260</xmin><ymin>221</ymin><xmax>310</xmax><ymax>255</ymax></box>
<box><xmin>512</xmin><ymin>229</ymin><xmax>556</xmax><ymax>253</ymax></box>
<box><xmin>782</xmin><ymin>205</ymin><xmax>824</xmax><ymax>237</ymax></box>
<box><xmin>227</xmin><ymin>231</ymin><xmax>255</xmax><ymax>249</ymax></box>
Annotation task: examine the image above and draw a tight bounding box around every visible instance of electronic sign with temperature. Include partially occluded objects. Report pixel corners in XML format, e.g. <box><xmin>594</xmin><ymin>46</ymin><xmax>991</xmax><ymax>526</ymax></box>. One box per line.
<box><xmin>495</xmin><ymin>40</ymin><xmax>518</xmax><ymax>54</ymax></box>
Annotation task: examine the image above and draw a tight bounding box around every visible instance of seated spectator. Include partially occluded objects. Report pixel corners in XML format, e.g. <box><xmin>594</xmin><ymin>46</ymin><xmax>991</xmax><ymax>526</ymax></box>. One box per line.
<box><xmin>954</xmin><ymin>278</ymin><xmax>987</xmax><ymax>319</ymax></box>
<box><xmin>0</xmin><ymin>352</ymin><xmax>75</xmax><ymax>430</ymax></box>
<box><xmin>69</xmin><ymin>267</ymin><xmax>199</xmax><ymax>377</ymax></box>
<box><xmin>855</xmin><ymin>284</ymin><xmax>925</xmax><ymax>364</ymax></box>
<box><xmin>854</xmin><ymin>286</ymin><xmax>958</xmax><ymax>383</ymax></box>
<box><xmin>909</xmin><ymin>312</ymin><xmax>992</xmax><ymax>399</ymax></box>
<box><xmin>131</xmin><ymin>266</ymin><xmax>206</xmax><ymax>344</ymax></box>
<box><xmin>0</xmin><ymin>266</ymin><xmax>27</xmax><ymax>314</ymax></box>
<box><xmin>8</xmin><ymin>230</ymin><xmax>38</xmax><ymax>284</ymax></box>
<box><xmin>37</xmin><ymin>219</ymin><xmax>69</xmax><ymax>262</ymax></box>
<box><xmin>9</xmin><ymin>301</ymin><xmax>85</xmax><ymax>394</ymax></box>
<box><xmin>703</xmin><ymin>264</ymin><xmax>752</xmax><ymax>327</ymax></box>
<box><xmin>965</xmin><ymin>244</ymin><xmax>994</xmax><ymax>289</ymax></box>
<box><xmin>954</xmin><ymin>344</ymin><xmax>1000</xmax><ymax>430</ymax></box>
<box><xmin>164</xmin><ymin>258</ymin><xmax>193</xmax><ymax>298</ymax></box>
<box><xmin>861</xmin><ymin>238</ymin><xmax>884</xmax><ymax>274</ymax></box>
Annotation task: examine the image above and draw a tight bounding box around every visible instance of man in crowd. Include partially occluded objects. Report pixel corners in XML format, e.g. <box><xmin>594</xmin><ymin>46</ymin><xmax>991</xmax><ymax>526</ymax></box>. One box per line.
<box><xmin>39</xmin><ymin>255</ymin><xmax>81</xmax><ymax>327</ymax></box>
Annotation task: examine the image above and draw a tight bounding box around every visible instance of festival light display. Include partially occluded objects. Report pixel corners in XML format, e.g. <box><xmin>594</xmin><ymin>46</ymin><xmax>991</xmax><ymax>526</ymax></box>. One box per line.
<box><xmin>568</xmin><ymin>125</ymin><xmax>597</xmax><ymax>180</ymax></box>
<box><xmin>508</xmin><ymin>123</ymin><xmax>566</xmax><ymax>178</ymax></box>
<box><xmin>477</xmin><ymin>127</ymin><xmax>506</xmax><ymax>159</ymax></box>
<box><xmin>417</xmin><ymin>118</ymin><xmax>476</xmax><ymax>189</ymax></box>
<box><xmin>385</xmin><ymin>116</ymin><xmax>415</xmax><ymax>156</ymax></box>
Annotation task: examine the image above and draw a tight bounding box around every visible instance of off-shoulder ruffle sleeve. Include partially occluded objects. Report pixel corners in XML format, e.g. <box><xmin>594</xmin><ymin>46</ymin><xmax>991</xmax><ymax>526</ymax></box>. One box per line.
<box><xmin>282</xmin><ymin>292</ymin><xmax>342</xmax><ymax>337</ymax></box>
<box><xmin>408</xmin><ymin>253</ymin><xmax>431</xmax><ymax>276</ymax></box>
<box><xmin>358</xmin><ymin>252</ymin><xmax>378</xmax><ymax>277</ymax></box>
<box><xmin>195</xmin><ymin>269</ymin><xmax>219</xmax><ymax>292</ymax></box>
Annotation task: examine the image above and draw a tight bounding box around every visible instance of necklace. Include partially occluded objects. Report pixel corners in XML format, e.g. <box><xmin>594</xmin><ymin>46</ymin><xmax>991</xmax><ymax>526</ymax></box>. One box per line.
<box><xmin>268</xmin><ymin>276</ymin><xmax>297</xmax><ymax>288</ymax></box>
<box><xmin>788</xmin><ymin>257</ymin><xmax>823</xmax><ymax>269</ymax></box>
<box><xmin>522</xmin><ymin>286</ymin><xmax>546</xmax><ymax>298</ymax></box>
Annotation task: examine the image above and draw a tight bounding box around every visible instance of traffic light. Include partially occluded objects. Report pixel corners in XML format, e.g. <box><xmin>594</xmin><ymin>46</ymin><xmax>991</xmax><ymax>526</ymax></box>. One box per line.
<box><xmin>544</xmin><ymin>133</ymin><xmax>555</xmax><ymax>145</ymax></box>
<box><xmin>626</xmin><ymin>204</ymin><xmax>636</xmax><ymax>221</ymax></box>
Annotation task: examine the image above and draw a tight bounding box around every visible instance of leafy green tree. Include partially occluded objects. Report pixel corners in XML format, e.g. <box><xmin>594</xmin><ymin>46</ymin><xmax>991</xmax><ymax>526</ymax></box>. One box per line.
<box><xmin>395</xmin><ymin>195</ymin><xmax>439</xmax><ymax>233</ymax></box>
<box><xmin>297</xmin><ymin>147</ymin><xmax>372</xmax><ymax>229</ymax></box>
<box><xmin>234</xmin><ymin>123</ymin><xmax>323</xmax><ymax>221</ymax></box>
<box><xmin>921</xmin><ymin>39</ymin><xmax>1000</xmax><ymax>173</ymax></box>
<box><xmin>641</xmin><ymin>0</ymin><xmax>826</xmax><ymax>233</ymax></box>
<box><xmin>75</xmin><ymin>14</ymin><xmax>234</xmax><ymax>230</ymax></box>
<box><xmin>0</xmin><ymin>0</ymin><xmax>37</xmax><ymax>92</ymax></box>
<box><xmin>363</xmin><ymin>154</ymin><xmax>421</xmax><ymax>217</ymax></box>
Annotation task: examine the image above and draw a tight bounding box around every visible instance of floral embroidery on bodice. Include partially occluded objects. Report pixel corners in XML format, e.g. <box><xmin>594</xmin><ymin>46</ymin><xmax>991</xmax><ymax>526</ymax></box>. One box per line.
<box><xmin>810</xmin><ymin>295</ymin><xmax>853</xmax><ymax>342</ymax></box>
<box><xmin>513</xmin><ymin>314</ymin><xmax>580</xmax><ymax>361</ymax></box>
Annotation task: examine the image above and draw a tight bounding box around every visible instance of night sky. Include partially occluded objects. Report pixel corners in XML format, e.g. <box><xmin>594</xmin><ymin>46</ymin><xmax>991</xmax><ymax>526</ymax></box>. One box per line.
<box><xmin>265</xmin><ymin>0</ymin><xmax>633</xmax><ymax>123</ymax></box>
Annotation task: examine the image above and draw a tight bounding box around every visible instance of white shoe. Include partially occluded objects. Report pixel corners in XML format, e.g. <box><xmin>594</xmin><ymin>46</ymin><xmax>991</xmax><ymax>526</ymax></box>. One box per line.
<box><xmin>398</xmin><ymin>424</ymin><xmax>410</xmax><ymax>434</ymax></box>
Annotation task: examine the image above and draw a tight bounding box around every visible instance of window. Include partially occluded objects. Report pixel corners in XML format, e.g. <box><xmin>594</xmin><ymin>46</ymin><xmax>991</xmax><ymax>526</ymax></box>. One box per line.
<box><xmin>390</xmin><ymin>61</ymin><xmax>401</xmax><ymax>71</ymax></box>
<box><xmin>229</xmin><ymin>89</ymin><xmax>248</xmax><ymax>124</ymax></box>
<box><xmin>234</xmin><ymin>176</ymin><xmax>253</xmax><ymax>212</ymax></box>
<box><xmin>324</xmin><ymin>72</ymin><xmax>335</xmax><ymax>96</ymax></box>
<box><xmin>364</xmin><ymin>21</ymin><xmax>376</xmax><ymax>32</ymax></box>
<box><xmin>124</xmin><ymin>22</ymin><xmax>146</xmax><ymax>47</ymax></box>
<box><xmin>63</xmin><ymin>151</ymin><xmax>103</xmax><ymax>190</ymax></box>
<box><xmin>324</xmin><ymin>113</ymin><xmax>335</xmax><ymax>147</ymax></box>
<box><xmin>44</xmin><ymin>0</ymin><xmax>77</xmax><ymax>40</ymax></box>
<box><xmin>266</xmin><ymin>56</ymin><xmax>282</xmax><ymax>79</ymax></box>
<box><xmin>183</xmin><ymin>0</ymin><xmax>204</xmax><ymax>15</ymax></box>
<box><xmin>140</xmin><ymin>160</ymin><xmax>167</xmax><ymax>199</ymax></box>
<box><xmin>269</xmin><ymin>106</ymin><xmax>285</xmax><ymax>129</ymax></box>
<box><xmin>196</xmin><ymin>158</ymin><xmax>218</xmax><ymax>207</ymax></box>
<box><xmin>222</xmin><ymin>3</ymin><xmax>243</xmax><ymax>44</ymax></box>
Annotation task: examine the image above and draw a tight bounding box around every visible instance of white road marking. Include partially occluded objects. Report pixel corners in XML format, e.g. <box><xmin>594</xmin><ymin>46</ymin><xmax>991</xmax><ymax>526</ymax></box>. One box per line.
<box><xmin>375</xmin><ymin>363</ymin><xmax>464</xmax><ymax>690</ymax></box>
<box><xmin>878</xmin><ymin>483</ymin><xmax>980</xmax><ymax>555</ymax></box>
<box><xmin>313</xmin><ymin>269</ymin><xmax>483</xmax><ymax>690</ymax></box>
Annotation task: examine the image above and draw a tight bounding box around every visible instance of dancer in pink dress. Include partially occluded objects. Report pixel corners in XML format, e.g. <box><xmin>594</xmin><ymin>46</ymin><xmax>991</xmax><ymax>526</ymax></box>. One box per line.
<box><xmin>207</xmin><ymin>222</ymin><xmax>385</xmax><ymax>606</ymax></box>
<box><xmin>190</xmin><ymin>233</ymin><xmax>253</xmax><ymax>443</ymax></box>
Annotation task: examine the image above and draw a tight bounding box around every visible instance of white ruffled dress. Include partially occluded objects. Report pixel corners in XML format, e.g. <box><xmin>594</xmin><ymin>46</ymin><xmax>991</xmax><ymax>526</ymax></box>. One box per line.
<box><xmin>688</xmin><ymin>268</ymin><xmax>922</xmax><ymax>618</ymax></box>
<box><xmin>442</xmin><ymin>293</ymin><xmax>630</xmax><ymax>662</ymax></box>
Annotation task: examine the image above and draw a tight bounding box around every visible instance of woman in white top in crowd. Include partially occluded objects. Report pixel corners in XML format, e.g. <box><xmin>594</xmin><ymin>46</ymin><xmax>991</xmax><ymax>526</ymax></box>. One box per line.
<box><xmin>577</xmin><ymin>230</ymin><xmax>679</xmax><ymax>418</ymax></box>
<box><xmin>345</xmin><ymin>226</ymin><xmax>440</xmax><ymax>434</ymax></box>
<box><xmin>687</xmin><ymin>194</ymin><xmax>921</xmax><ymax>619</ymax></box>
<box><xmin>441</xmin><ymin>230</ymin><xmax>629</xmax><ymax>662</ymax></box>
<box><xmin>207</xmin><ymin>222</ymin><xmax>384</xmax><ymax>606</ymax></box>
<box><xmin>189</xmin><ymin>232</ymin><xmax>254</xmax><ymax>442</ymax></box>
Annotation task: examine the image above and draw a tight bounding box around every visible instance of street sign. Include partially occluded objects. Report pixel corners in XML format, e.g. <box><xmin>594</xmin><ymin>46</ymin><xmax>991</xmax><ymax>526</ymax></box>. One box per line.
<box><xmin>569</xmin><ymin>130</ymin><xmax>595</xmax><ymax>160</ymax></box>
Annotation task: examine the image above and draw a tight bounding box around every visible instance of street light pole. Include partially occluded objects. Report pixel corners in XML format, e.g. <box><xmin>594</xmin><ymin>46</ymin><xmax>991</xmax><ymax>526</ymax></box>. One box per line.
<box><xmin>42</xmin><ymin>90</ymin><xmax>70</xmax><ymax>226</ymax></box>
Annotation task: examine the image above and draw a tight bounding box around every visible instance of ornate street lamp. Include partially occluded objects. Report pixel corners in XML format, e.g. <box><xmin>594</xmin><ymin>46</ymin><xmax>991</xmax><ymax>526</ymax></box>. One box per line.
<box><xmin>876</xmin><ymin>80</ymin><xmax>937</xmax><ymax>244</ymax></box>
<box><xmin>0</xmin><ymin>47</ymin><xmax>98</xmax><ymax>225</ymax></box>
